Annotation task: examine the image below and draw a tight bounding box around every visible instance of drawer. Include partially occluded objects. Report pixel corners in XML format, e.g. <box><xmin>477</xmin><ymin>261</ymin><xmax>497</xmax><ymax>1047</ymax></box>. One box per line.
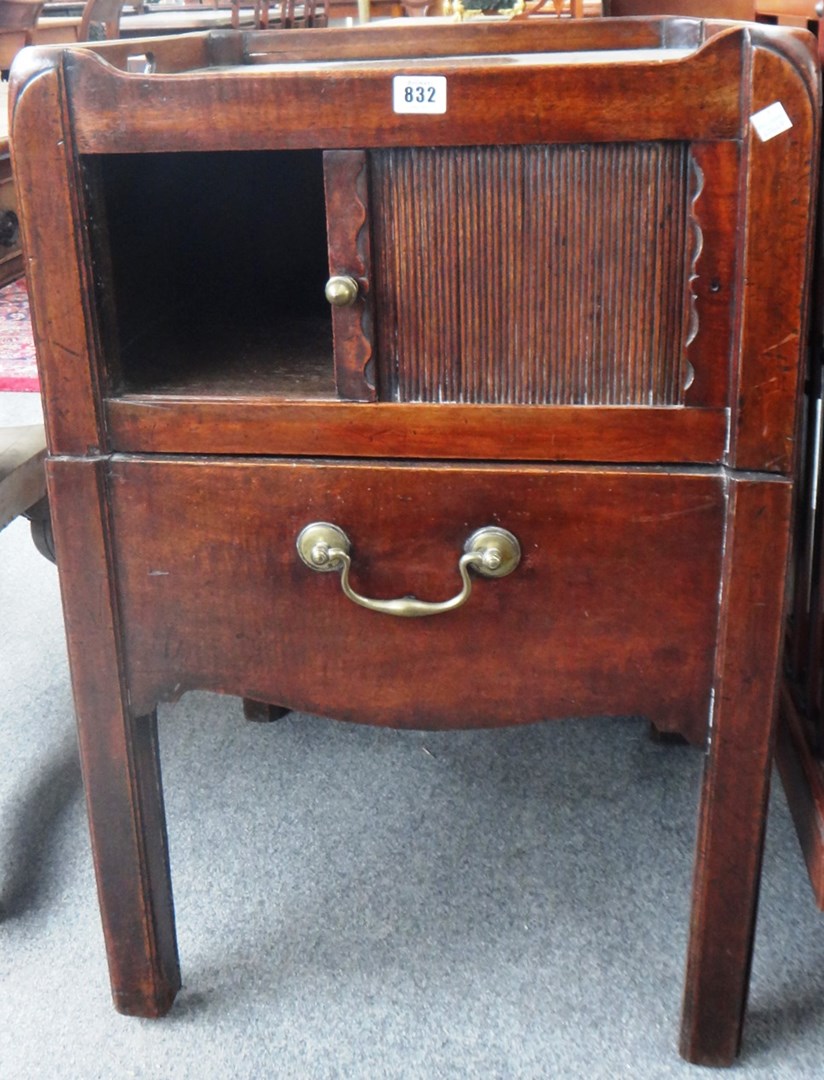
<box><xmin>107</xmin><ymin>458</ymin><xmax>725</xmax><ymax>742</ymax></box>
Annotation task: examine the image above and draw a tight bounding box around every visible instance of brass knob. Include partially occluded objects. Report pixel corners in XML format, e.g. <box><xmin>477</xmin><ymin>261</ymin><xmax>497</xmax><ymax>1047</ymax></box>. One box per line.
<box><xmin>325</xmin><ymin>275</ymin><xmax>359</xmax><ymax>307</ymax></box>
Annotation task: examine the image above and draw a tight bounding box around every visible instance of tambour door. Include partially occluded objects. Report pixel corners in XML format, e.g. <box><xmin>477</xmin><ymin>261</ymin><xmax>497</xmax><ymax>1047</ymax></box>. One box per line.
<box><xmin>326</xmin><ymin>126</ymin><xmax>761</xmax><ymax>439</ymax></box>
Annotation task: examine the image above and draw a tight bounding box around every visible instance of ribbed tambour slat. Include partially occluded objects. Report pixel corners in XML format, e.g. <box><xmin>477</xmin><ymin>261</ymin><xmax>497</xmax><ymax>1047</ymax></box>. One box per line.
<box><xmin>370</xmin><ymin>143</ymin><xmax>693</xmax><ymax>406</ymax></box>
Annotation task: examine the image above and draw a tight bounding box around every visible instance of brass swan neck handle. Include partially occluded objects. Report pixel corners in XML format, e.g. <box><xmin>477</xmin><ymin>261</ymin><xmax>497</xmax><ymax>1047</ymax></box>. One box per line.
<box><xmin>296</xmin><ymin>523</ymin><xmax>521</xmax><ymax>618</ymax></box>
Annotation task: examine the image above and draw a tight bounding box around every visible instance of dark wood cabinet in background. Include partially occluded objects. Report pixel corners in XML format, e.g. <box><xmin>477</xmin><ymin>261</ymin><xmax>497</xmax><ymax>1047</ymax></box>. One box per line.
<box><xmin>9</xmin><ymin>17</ymin><xmax>819</xmax><ymax>1065</ymax></box>
<box><xmin>0</xmin><ymin>83</ymin><xmax>22</xmax><ymax>288</ymax></box>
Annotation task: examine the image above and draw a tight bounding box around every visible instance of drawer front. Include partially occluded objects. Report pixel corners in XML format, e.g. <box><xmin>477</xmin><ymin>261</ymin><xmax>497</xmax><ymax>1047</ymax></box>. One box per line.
<box><xmin>108</xmin><ymin>458</ymin><xmax>725</xmax><ymax>740</ymax></box>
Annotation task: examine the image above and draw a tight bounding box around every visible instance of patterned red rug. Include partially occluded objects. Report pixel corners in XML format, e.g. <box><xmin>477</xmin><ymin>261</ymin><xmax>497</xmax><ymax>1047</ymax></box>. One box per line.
<box><xmin>0</xmin><ymin>278</ymin><xmax>38</xmax><ymax>392</ymax></box>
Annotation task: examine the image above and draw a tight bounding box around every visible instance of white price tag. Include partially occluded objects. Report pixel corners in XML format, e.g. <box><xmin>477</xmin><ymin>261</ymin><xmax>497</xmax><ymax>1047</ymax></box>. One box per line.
<box><xmin>751</xmin><ymin>101</ymin><xmax>793</xmax><ymax>143</ymax></box>
<box><xmin>393</xmin><ymin>76</ymin><xmax>447</xmax><ymax>115</ymax></box>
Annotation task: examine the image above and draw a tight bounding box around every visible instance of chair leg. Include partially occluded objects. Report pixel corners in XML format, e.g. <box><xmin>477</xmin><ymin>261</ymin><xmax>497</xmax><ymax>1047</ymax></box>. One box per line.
<box><xmin>647</xmin><ymin>721</ymin><xmax>689</xmax><ymax>746</ymax></box>
<box><xmin>242</xmin><ymin>697</ymin><xmax>290</xmax><ymax>722</ymax></box>
<box><xmin>679</xmin><ymin>477</ymin><xmax>792</xmax><ymax>1066</ymax></box>
<box><xmin>24</xmin><ymin>494</ymin><xmax>56</xmax><ymax>564</ymax></box>
<box><xmin>49</xmin><ymin>457</ymin><xmax>180</xmax><ymax>1017</ymax></box>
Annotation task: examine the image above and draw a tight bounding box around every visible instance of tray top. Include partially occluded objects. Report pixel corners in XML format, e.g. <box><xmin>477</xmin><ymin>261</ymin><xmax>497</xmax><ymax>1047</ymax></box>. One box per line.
<box><xmin>8</xmin><ymin>15</ymin><xmax>734</xmax><ymax>78</ymax></box>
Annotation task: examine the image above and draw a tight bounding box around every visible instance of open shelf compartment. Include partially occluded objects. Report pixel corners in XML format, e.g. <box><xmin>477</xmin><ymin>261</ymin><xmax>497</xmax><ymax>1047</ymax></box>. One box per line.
<box><xmin>84</xmin><ymin>148</ymin><xmax>337</xmax><ymax>401</ymax></box>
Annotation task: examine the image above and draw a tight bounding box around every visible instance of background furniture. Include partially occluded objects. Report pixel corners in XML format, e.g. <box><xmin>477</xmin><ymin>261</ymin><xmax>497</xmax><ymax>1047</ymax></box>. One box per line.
<box><xmin>0</xmin><ymin>68</ymin><xmax>49</xmax><ymax>560</ymax></box>
<box><xmin>755</xmin><ymin>4</ymin><xmax>824</xmax><ymax>67</ymax></box>
<box><xmin>0</xmin><ymin>424</ymin><xmax>45</xmax><ymax>533</ymax></box>
<box><xmin>9</xmin><ymin>17</ymin><xmax>818</xmax><ymax>1066</ymax></box>
<box><xmin>605</xmin><ymin>1</ymin><xmax>753</xmax><ymax>14</ymax></box>
<box><xmin>757</xmin><ymin>0</ymin><xmax>822</xmax><ymax>23</ymax></box>
<box><xmin>326</xmin><ymin>0</ymin><xmax>401</xmax><ymax>17</ymax></box>
<box><xmin>78</xmin><ymin>0</ymin><xmax>124</xmax><ymax>40</ymax></box>
<box><xmin>0</xmin><ymin>421</ymin><xmax>55</xmax><ymax>561</ymax></box>
<box><xmin>0</xmin><ymin>84</ymin><xmax>22</xmax><ymax>288</ymax></box>
<box><xmin>34</xmin><ymin>0</ymin><xmax>259</xmax><ymax>45</ymax></box>
<box><xmin>0</xmin><ymin>0</ymin><xmax>44</xmax><ymax>70</ymax></box>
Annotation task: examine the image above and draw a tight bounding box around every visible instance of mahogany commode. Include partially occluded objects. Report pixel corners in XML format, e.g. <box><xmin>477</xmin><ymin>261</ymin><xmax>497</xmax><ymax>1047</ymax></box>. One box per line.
<box><xmin>9</xmin><ymin>17</ymin><xmax>819</xmax><ymax>1065</ymax></box>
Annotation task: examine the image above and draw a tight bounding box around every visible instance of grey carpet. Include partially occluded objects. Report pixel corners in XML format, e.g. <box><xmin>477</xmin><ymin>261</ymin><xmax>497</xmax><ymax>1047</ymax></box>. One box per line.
<box><xmin>4</xmin><ymin>397</ymin><xmax>824</xmax><ymax>1078</ymax></box>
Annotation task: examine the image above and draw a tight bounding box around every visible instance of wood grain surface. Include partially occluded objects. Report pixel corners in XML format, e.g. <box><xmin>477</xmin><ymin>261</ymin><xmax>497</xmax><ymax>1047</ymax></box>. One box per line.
<box><xmin>10</xmin><ymin>19</ymin><xmax>818</xmax><ymax>1065</ymax></box>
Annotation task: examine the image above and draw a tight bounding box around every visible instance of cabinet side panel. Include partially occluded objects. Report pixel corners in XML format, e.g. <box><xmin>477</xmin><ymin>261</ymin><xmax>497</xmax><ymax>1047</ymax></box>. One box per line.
<box><xmin>11</xmin><ymin>62</ymin><xmax>104</xmax><ymax>454</ymax></box>
<box><xmin>729</xmin><ymin>43</ymin><xmax>819</xmax><ymax>473</ymax></box>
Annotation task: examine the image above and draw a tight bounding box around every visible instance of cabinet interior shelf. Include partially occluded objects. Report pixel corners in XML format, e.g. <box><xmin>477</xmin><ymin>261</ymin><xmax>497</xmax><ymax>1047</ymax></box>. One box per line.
<box><xmin>114</xmin><ymin>312</ymin><xmax>336</xmax><ymax>400</ymax></box>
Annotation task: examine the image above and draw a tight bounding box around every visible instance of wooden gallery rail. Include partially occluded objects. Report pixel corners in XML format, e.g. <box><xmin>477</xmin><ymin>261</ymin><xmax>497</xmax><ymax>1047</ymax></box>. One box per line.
<box><xmin>8</xmin><ymin>16</ymin><xmax>820</xmax><ymax>1066</ymax></box>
